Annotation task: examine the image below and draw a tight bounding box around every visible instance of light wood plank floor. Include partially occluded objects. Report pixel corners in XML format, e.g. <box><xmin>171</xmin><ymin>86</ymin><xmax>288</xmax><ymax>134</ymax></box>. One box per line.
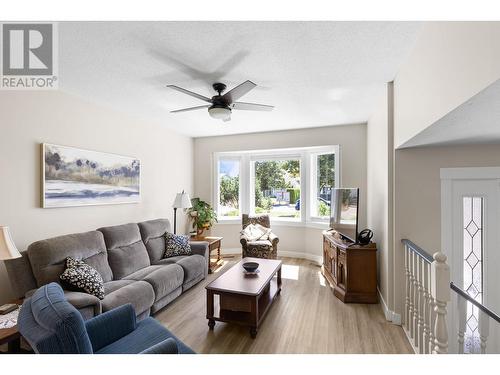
<box><xmin>155</xmin><ymin>256</ymin><xmax>413</xmax><ymax>354</ymax></box>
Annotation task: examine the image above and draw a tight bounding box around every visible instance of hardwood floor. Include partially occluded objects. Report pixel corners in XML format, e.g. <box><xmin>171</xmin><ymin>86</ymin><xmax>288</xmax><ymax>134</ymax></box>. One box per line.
<box><xmin>155</xmin><ymin>256</ymin><xmax>413</xmax><ymax>354</ymax></box>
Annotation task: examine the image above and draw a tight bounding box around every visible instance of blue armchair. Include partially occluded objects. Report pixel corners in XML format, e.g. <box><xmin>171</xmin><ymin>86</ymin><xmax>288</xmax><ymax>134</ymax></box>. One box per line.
<box><xmin>18</xmin><ymin>283</ymin><xmax>194</xmax><ymax>354</ymax></box>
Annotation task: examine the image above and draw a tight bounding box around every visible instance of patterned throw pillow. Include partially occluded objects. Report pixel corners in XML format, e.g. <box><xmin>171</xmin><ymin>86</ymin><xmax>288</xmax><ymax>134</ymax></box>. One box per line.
<box><xmin>164</xmin><ymin>232</ymin><xmax>192</xmax><ymax>258</ymax></box>
<box><xmin>241</xmin><ymin>223</ymin><xmax>272</xmax><ymax>241</ymax></box>
<box><xmin>59</xmin><ymin>257</ymin><xmax>105</xmax><ymax>300</ymax></box>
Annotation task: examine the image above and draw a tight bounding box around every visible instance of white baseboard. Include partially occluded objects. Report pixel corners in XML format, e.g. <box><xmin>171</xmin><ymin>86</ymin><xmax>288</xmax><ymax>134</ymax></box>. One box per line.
<box><xmin>378</xmin><ymin>287</ymin><xmax>402</xmax><ymax>325</ymax></box>
<box><xmin>221</xmin><ymin>247</ymin><xmax>322</xmax><ymax>265</ymax></box>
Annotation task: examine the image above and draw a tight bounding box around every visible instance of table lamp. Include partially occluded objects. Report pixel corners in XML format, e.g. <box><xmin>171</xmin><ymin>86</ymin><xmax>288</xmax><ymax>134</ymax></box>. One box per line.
<box><xmin>0</xmin><ymin>226</ymin><xmax>21</xmax><ymax>315</ymax></box>
<box><xmin>0</xmin><ymin>226</ymin><xmax>21</xmax><ymax>261</ymax></box>
<box><xmin>172</xmin><ymin>191</ymin><xmax>192</xmax><ymax>234</ymax></box>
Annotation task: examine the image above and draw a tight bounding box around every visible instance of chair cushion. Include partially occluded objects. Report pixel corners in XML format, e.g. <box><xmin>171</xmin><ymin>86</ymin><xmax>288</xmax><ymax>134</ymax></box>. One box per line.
<box><xmin>124</xmin><ymin>265</ymin><xmax>184</xmax><ymax>302</ymax></box>
<box><xmin>247</xmin><ymin>240</ymin><xmax>273</xmax><ymax>248</ymax></box>
<box><xmin>164</xmin><ymin>232</ymin><xmax>192</xmax><ymax>258</ymax></box>
<box><xmin>241</xmin><ymin>224</ymin><xmax>272</xmax><ymax>241</ymax></box>
<box><xmin>98</xmin><ymin>223</ymin><xmax>151</xmax><ymax>279</ymax></box>
<box><xmin>59</xmin><ymin>257</ymin><xmax>105</xmax><ymax>299</ymax></box>
<box><xmin>95</xmin><ymin>316</ymin><xmax>194</xmax><ymax>354</ymax></box>
<box><xmin>102</xmin><ymin>280</ymin><xmax>154</xmax><ymax>317</ymax></box>
<box><xmin>18</xmin><ymin>283</ymin><xmax>93</xmax><ymax>354</ymax></box>
<box><xmin>27</xmin><ymin>231</ymin><xmax>113</xmax><ymax>286</ymax></box>
<box><xmin>138</xmin><ymin>219</ymin><xmax>171</xmax><ymax>263</ymax></box>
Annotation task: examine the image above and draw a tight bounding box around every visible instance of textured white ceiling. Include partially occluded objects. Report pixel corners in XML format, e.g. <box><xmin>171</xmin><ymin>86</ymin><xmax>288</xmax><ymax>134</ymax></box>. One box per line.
<box><xmin>59</xmin><ymin>21</ymin><xmax>422</xmax><ymax>137</ymax></box>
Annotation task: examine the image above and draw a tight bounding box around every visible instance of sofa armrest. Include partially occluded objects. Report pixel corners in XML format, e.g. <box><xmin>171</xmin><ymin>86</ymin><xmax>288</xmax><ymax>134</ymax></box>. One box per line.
<box><xmin>189</xmin><ymin>241</ymin><xmax>209</xmax><ymax>258</ymax></box>
<box><xmin>85</xmin><ymin>303</ymin><xmax>137</xmax><ymax>352</ymax></box>
<box><xmin>268</xmin><ymin>232</ymin><xmax>279</xmax><ymax>245</ymax></box>
<box><xmin>140</xmin><ymin>338</ymin><xmax>178</xmax><ymax>354</ymax></box>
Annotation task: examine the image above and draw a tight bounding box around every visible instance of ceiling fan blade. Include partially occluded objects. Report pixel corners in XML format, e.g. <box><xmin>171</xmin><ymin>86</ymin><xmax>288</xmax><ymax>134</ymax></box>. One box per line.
<box><xmin>167</xmin><ymin>85</ymin><xmax>212</xmax><ymax>103</ymax></box>
<box><xmin>170</xmin><ymin>105</ymin><xmax>210</xmax><ymax>113</ymax></box>
<box><xmin>222</xmin><ymin>80</ymin><xmax>257</xmax><ymax>103</ymax></box>
<box><xmin>232</xmin><ymin>102</ymin><xmax>274</xmax><ymax>111</ymax></box>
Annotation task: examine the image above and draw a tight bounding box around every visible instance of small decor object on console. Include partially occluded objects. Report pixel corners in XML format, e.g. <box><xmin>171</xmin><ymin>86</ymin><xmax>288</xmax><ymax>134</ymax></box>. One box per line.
<box><xmin>164</xmin><ymin>232</ymin><xmax>192</xmax><ymax>258</ymax></box>
<box><xmin>59</xmin><ymin>257</ymin><xmax>105</xmax><ymax>299</ymax></box>
<box><xmin>357</xmin><ymin>229</ymin><xmax>373</xmax><ymax>246</ymax></box>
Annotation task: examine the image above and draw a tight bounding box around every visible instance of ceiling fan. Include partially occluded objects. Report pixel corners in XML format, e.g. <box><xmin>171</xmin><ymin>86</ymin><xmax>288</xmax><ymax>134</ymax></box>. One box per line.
<box><xmin>167</xmin><ymin>80</ymin><xmax>274</xmax><ymax>122</ymax></box>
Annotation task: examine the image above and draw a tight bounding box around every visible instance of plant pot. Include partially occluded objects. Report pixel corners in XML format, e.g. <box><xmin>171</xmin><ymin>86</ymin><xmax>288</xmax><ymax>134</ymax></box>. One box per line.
<box><xmin>196</xmin><ymin>227</ymin><xmax>204</xmax><ymax>236</ymax></box>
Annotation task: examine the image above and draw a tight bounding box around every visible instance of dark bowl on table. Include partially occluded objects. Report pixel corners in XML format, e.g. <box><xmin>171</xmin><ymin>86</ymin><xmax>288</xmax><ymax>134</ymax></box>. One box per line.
<box><xmin>242</xmin><ymin>262</ymin><xmax>259</xmax><ymax>273</ymax></box>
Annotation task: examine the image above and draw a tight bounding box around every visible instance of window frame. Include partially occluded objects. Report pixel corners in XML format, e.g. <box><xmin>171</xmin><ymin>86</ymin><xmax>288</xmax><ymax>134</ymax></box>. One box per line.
<box><xmin>213</xmin><ymin>145</ymin><xmax>340</xmax><ymax>226</ymax></box>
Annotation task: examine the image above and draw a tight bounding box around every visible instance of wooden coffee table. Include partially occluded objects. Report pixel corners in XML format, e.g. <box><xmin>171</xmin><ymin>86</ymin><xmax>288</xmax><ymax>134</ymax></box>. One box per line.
<box><xmin>206</xmin><ymin>257</ymin><xmax>282</xmax><ymax>338</ymax></box>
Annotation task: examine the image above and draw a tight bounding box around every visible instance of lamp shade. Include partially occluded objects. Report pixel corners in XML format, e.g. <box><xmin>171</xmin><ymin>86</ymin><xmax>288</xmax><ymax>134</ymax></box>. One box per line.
<box><xmin>0</xmin><ymin>226</ymin><xmax>21</xmax><ymax>260</ymax></box>
<box><xmin>172</xmin><ymin>191</ymin><xmax>192</xmax><ymax>209</ymax></box>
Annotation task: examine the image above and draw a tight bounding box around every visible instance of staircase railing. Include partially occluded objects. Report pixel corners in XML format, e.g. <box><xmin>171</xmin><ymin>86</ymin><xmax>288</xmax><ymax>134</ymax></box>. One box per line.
<box><xmin>402</xmin><ymin>239</ymin><xmax>500</xmax><ymax>354</ymax></box>
<box><xmin>402</xmin><ymin>239</ymin><xmax>450</xmax><ymax>354</ymax></box>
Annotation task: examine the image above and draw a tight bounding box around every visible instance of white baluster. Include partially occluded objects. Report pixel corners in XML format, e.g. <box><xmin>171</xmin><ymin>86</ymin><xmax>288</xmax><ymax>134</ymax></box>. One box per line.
<box><xmin>412</xmin><ymin>251</ymin><xmax>419</xmax><ymax>343</ymax></box>
<box><xmin>409</xmin><ymin>251</ymin><xmax>415</xmax><ymax>339</ymax></box>
<box><xmin>405</xmin><ymin>246</ymin><xmax>410</xmax><ymax>333</ymax></box>
<box><xmin>478</xmin><ymin>309</ymin><xmax>490</xmax><ymax>354</ymax></box>
<box><xmin>416</xmin><ymin>257</ymin><xmax>425</xmax><ymax>353</ymax></box>
<box><xmin>457</xmin><ymin>295</ymin><xmax>466</xmax><ymax>354</ymax></box>
<box><xmin>427</xmin><ymin>261</ymin><xmax>436</xmax><ymax>354</ymax></box>
<box><xmin>431</xmin><ymin>252</ymin><xmax>450</xmax><ymax>354</ymax></box>
<box><xmin>422</xmin><ymin>261</ymin><xmax>431</xmax><ymax>354</ymax></box>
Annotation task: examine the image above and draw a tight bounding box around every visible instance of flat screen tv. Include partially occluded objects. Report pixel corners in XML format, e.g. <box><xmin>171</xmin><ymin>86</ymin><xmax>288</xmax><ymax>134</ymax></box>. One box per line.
<box><xmin>329</xmin><ymin>188</ymin><xmax>359</xmax><ymax>243</ymax></box>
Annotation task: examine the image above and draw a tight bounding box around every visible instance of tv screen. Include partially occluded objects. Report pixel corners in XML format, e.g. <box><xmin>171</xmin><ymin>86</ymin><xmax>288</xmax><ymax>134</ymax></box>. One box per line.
<box><xmin>329</xmin><ymin>188</ymin><xmax>359</xmax><ymax>243</ymax></box>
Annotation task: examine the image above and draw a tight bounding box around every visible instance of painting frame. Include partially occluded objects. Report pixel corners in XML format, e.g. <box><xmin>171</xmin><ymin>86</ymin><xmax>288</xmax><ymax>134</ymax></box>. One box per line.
<box><xmin>41</xmin><ymin>143</ymin><xmax>141</xmax><ymax>208</ymax></box>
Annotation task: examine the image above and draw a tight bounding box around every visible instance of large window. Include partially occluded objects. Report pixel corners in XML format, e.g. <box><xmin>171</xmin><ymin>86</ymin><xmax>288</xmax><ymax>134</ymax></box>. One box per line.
<box><xmin>253</xmin><ymin>159</ymin><xmax>301</xmax><ymax>219</ymax></box>
<box><xmin>213</xmin><ymin>146</ymin><xmax>339</xmax><ymax>225</ymax></box>
<box><xmin>311</xmin><ymin>153</ymin><xmax>335</xmax><ymax>218</ymax></box>
<box><xmin>216</xmin><ymin>158</ymin><xmax>241</xmax><ymax>218</ymax></box>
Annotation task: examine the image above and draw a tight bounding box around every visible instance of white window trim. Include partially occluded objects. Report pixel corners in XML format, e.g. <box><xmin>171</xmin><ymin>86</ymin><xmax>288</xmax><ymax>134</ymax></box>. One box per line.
<box><xmin>213</xmin><ymin>145</ymin><xmax>340</xmax><ymax>227</ymax></box>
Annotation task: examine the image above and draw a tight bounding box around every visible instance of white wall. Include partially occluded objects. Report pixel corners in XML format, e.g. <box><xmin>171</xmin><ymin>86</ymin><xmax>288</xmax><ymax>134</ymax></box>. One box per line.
<box><xmin>394</xmin><ymin>22</ymin><xmax>500</xmax><ymax>148</ymax></box>
<box><xmin>393</xmin><ymin>144</ymin><xmax>500</xmax><ymax>317</ymax></box>
<box><xmin>193</xmin><ymin>124</ymin><xmax>367</xmax><ymax>260</ymax></box>
<box><xmin>367</xmin><ymin>83</ymin><xmax>393</xmax><ymax>313</ymax></box>
<box><xmin>0</xmin><ymin>90</ymin><xmax>193</xmax><ymax>304</ymax></box>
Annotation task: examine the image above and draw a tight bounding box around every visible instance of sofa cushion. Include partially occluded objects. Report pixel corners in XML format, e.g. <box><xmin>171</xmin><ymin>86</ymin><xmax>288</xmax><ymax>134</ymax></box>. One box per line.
<box><xmin>124</xmin><ymin>265</ymin><xmax>184</xmax><ymax>302</ymax></box>
<box><xmin>154</xmin><ymin>256</ymin><xmax>188</xmax><ymax>265</ymax></box>
<box><xmin>98</xmin><ymin>223</ymin><xmax>151</xmax><ymax>280</ymax></box>
<box><xmin>59</xmin><ymin>257</ymin><xmax>105</xmax><ymax>299</ymax></box>
<box><xmin>102</xmin><ymin>280</ymin><xmax>154</xmax><ymax>317</ymax></box>
<box><xmin>138</xmin><ymin>219</ymin><xmax>172</xmax><ymax>263</ymax></box>
<box><xmin>103</xmin><ymin>280</ymin><xmax>134</xmax><ymax>295</ymax></box>
<box><xmin>176</xmin><ymin>255</ymin><xmax>205</xmax><ymax>285</ymax></box>
<box><xmin>27</xmin><ymin>231</ymin><xmax>113</xmax><ymax>287</ymax></box>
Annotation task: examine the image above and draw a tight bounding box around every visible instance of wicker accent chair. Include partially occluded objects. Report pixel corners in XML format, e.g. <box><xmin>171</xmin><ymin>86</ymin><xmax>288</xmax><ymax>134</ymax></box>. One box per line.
<box><xmin>240</xmin><ymin>214</ymin><xmax>279</xmax><ymax>259</ymax></box>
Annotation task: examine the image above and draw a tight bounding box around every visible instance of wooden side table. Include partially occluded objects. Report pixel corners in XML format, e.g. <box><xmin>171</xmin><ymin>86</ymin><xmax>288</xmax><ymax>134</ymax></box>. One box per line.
<box><xmin>0</xmin><ymin>299</ymin><xmax>23</xmax><ymax>354</ymax></box>
<box><xmin>190</xmin><ymin>236</ymin><xmax>223</xmax><ymax>273</ymax></box>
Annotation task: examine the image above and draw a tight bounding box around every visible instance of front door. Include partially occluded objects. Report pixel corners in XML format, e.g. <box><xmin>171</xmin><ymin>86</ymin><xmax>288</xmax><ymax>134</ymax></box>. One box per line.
<box><xmin>442</xmin><ymin>173</ymin><xmax>500</xmax><ymax>353</ymax></box>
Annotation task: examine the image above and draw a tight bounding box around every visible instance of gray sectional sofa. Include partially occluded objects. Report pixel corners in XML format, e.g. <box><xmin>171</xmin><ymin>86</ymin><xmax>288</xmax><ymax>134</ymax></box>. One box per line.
<box><xmin>5</xmin><ymin>218</ymin><xmax>209</xmax><ymax>320</ymax></box>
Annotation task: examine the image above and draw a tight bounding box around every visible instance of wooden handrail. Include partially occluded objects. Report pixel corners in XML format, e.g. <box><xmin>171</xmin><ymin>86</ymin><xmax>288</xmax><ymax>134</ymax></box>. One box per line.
<box><xmin>401</xmin><ymin>239</ymin><xmax>434</xmax><ymax>263</ymax></box>
<box><xmin>450</xmin><ymin>282</ymin><xmax>500</xmax><ymax>324</ymax></box>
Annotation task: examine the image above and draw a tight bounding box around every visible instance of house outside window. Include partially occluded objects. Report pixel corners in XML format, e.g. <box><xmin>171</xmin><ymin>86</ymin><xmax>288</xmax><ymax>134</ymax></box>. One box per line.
<box><xmin>213</xmin><ymin>145</ymin><xmax>339</xmax><ymax>226</ymax></box>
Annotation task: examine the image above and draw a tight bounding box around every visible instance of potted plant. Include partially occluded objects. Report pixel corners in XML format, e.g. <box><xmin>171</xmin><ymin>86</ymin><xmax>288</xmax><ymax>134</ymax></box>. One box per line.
<box><xmin>186</xmin><ymin>198</ymin><xmax>218</xmax><ymax>236</ymax></box>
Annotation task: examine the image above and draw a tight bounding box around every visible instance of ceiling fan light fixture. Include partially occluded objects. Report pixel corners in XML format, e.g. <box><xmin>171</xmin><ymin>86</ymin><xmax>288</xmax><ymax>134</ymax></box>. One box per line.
<box><xmin>208</xmin><ymin>106</ymin><xmax>231</xmax><ymax>120</ymax></box>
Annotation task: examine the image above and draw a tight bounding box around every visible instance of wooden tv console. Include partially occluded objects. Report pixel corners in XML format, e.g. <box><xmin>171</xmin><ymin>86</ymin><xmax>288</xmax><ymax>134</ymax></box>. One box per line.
<box><xmin>322</xmin><ymin>230</ymin><xmax>378</xmax><ymax>303</ymax></box>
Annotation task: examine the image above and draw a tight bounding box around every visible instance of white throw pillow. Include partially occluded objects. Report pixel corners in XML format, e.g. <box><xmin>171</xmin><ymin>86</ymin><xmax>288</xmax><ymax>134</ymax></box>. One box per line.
<box><xmin>241</xmin><ymin>223</ymin><xmax>272</xmax><ymax>241</ymax></box>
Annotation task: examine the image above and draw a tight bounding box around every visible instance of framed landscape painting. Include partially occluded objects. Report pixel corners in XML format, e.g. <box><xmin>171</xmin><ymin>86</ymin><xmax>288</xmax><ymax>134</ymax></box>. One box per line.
<box><xmin>42</xmin><ymin>143</ymin><xmax>141</xmax><ymax>208</ymax></box>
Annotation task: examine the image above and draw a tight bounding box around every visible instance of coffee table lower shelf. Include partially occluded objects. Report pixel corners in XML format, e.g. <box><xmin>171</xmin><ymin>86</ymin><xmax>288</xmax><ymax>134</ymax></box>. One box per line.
<box><xmin>206</xmin><ymin>273</ymin><xmax>281</xmax><ymax>338</ymax></box>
